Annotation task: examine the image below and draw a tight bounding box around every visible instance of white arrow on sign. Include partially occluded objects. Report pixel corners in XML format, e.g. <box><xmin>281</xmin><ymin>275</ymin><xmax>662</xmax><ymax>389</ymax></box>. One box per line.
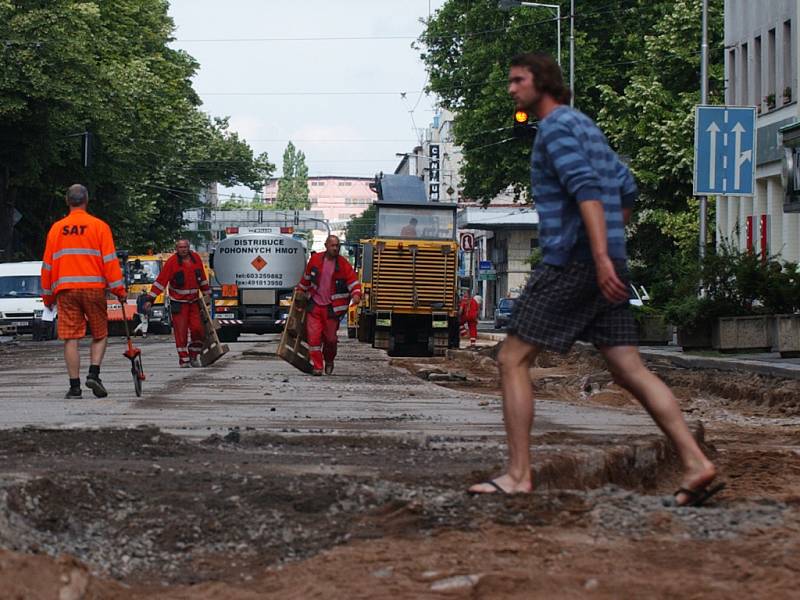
<box><xmin>732</xmin><ymin>122</ymin><xmax>752</xmax><ymax>190</ymax></box>
<box><xmin>706</xmin><ymin>121</ymin><xmax>720</xmax><ymax>189</ymax></box>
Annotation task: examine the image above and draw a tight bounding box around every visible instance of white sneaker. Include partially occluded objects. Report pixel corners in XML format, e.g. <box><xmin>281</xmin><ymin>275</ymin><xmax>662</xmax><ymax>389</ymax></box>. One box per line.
<box><xmin>190</xmin><ymin>358</ymin><xmax>202</xmax><ymax>368</ymax></box>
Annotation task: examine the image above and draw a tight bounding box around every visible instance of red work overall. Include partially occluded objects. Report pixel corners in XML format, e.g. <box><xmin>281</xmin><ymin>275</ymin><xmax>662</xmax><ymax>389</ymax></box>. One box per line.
<box><xmin>172</xmin><ymin>301</ymin><xmax>204</xmax><ymax>365</ymax></box>
<box><xmin>306</xmin><ymin>303</ymin><xmax>339</xmax><ymax>372</ymax></box>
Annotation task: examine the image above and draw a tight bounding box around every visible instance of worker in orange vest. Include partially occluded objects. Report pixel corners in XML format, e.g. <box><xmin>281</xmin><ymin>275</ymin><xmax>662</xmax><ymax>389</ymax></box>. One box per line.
<box><xmin>143</xmin><ymin>239</ymin><xmax>211</xmax><ymax>367</ymax></box>
<box><xmin>41</xmin><ymin>184</ymin><xmax>126</xmax><ymax>399</ymax></box>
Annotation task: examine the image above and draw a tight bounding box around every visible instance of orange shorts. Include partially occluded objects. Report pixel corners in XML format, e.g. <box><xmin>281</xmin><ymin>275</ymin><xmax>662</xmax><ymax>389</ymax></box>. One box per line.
<box><xmin>56</xmin><ymin>288</ymin><xmax>108</xmax><ymax>340</ymax></box>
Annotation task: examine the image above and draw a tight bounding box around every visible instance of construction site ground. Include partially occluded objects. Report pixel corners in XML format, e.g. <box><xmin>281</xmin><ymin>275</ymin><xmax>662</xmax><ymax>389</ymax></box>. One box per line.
<box><xmin>0</xmin><ymin>333</ymin><xmax>798</xmax><ymax>599</ymax></box>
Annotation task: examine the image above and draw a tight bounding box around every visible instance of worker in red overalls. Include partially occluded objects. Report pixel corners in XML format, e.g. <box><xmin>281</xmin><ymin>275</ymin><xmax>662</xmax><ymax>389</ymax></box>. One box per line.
<box><xmin>144</xmin><ymin>239</ymin><xmax>210</xmax><ymax>367</ymax></box>
<box><xmin>459</xmin><ymin>291</ymin><xmax>482</xmax><ymax>349</ymax></box>
<box><xmin>296</xmin><ymin>235</ymin><xmax>361</xmax><ymax>376</ymax></box>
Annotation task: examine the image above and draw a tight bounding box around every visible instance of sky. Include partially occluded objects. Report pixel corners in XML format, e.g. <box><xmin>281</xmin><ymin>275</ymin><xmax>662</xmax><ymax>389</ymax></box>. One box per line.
<box><xmin>167</xmin><ymin>0</ymin><xmax>447</xmax><ymax>197</ymax></box>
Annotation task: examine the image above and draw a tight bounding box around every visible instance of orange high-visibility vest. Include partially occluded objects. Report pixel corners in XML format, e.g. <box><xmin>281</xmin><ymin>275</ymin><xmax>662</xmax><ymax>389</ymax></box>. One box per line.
<box><xmin>40</xmin><ymin>208</ymin><xmax>125</xmax><ymax>306</ymax></box>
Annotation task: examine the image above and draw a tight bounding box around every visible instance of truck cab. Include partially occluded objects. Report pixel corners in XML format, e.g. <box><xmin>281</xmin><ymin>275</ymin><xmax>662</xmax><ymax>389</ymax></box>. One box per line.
<box><xmin>356</xmin><ymin>174</ymin><xmax>460</xmax><ymax>356</ymax></box>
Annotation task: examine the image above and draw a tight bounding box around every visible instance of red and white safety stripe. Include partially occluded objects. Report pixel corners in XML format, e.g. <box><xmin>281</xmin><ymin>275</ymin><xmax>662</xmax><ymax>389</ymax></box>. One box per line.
<box><xmin>217</xmin><ymin>319</ymin><xmax>243</xmax><ymax>326</ymax></box>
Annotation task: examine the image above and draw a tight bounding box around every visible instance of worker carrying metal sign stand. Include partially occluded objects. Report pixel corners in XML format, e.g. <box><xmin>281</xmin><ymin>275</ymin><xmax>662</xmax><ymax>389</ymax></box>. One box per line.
<box><xmin>295</xmin><ymin>235</ymin><xmax>361</xmax><ymax>376</ymax></box>
<box><xmin>143</xmin><ymin>239</ymin><xmax>211</xmax><ymax>367</ymax></box>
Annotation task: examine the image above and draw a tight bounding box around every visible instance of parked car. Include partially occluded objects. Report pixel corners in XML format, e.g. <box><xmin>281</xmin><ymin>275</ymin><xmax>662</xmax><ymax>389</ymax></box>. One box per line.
<box><xmin>0</xmin><ymin>261</ymin><xmax>55</xmax><ymax>339</ymax></box>
<box><xmin>494</xmin><ymin>297</ymin><xmax>516</xmax><ymax>329</ymax></box>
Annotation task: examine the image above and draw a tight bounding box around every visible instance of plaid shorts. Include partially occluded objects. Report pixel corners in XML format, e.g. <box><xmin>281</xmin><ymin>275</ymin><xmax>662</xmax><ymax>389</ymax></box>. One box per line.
<box><xmin>57</xmin><ymin>288</ymin><xmax>108</xmax><ymax>340</ymax></box>
<box><xmin>507</xmin><ymin>261</ymin><xmax>638</xmax><ymax>353</ymax></box>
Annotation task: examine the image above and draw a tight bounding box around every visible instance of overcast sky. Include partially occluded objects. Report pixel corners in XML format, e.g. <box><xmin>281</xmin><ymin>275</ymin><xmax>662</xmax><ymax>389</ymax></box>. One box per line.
<box><xmin>167</xmin><ymin>0</ymin><xmax>446</xmax><ymax>196</ymax></box>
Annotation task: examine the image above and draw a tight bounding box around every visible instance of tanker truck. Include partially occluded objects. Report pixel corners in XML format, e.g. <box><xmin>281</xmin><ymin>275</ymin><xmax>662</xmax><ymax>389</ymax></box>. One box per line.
<box><xmin>209</xmin><ymin>227</ymin><xmax>307</xmax><ymax>342</ymax></box>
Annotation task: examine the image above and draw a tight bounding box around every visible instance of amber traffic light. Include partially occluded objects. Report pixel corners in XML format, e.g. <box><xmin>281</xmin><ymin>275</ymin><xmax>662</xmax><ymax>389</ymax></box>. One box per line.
<box><xmin>513</xmin><ymin>110</ymin><xmax>537</xmax><ymax>140</ymax></box>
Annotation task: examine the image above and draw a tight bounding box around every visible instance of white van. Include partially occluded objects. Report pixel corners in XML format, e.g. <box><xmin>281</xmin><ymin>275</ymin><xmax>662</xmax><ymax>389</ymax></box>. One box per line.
<box><xmin>0</xmin><ymin>261</ymin><xmax>48</xmax><ymax>336</ymax></box>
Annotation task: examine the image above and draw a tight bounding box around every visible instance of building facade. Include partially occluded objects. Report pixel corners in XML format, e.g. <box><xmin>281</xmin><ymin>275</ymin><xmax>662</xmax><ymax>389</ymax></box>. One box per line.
<box><xmin>263</xmin><ymin>176</ymin><xmax>375</xmax><ymax>248</ymax></box>
<box><xmin>721</xmin><ymin>0</ymin><xmax>800</xmax><ymax>262</ymax></box>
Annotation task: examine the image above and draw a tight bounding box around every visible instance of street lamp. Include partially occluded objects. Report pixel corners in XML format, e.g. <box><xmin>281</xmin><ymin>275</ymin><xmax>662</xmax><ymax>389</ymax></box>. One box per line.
<box><xmin>499</xmin><ymin>0</ymin><xmax>575</xmax><ymax>107</ymax></box>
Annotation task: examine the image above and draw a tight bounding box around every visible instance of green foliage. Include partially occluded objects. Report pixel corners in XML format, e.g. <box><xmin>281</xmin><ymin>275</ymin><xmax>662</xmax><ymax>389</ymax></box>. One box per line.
<box><xmin>659</xmin><ymin>244</ymin><xmax>800</xmax><ymax>329</ymax></box>
<box><xmin>275</xmin><ymin>142</ymin><xmax>310</xmax><ymax>210</ymax></box>
<box><xmin>419</xmin><ymin>0</ymin><xmax>724</xmax><ymax>291</ymax></box>
<box><xmin>344</xmin><ymin>204</ymin><xmax>376</xmax><ymax>242</ymax></box>
<box><xmin>0</xmin><ymin>0</ymin><xmax>273</xmax><ymax>258</ymax></box>
<box><xmin>525</xmin><ymin>247</ymin><xmax>542</xmax><ymax>268</ymax></box>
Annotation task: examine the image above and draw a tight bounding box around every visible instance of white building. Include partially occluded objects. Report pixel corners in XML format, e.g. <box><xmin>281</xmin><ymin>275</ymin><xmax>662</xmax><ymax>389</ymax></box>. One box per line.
<box><xmin>720</xmin><ymin>0</ymin><xmax>800</xmax><ymax>261</ymax></box>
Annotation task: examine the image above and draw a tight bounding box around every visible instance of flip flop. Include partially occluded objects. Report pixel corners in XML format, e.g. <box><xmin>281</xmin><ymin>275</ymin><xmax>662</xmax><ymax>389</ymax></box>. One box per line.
<box><xmin>468</xmin><ymin>480</ymin><xmax>510</xmax><ymax>496</ymax></box>
<box><xmin>674</xmin><ymin>482</ymin><xmax>726</xmax><ymax>507</ymax></box>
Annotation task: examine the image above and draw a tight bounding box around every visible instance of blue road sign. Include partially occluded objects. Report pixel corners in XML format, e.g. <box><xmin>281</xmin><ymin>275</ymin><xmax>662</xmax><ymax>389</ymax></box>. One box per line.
<box><xmin>694</xmin><ymin>105</ymin><xmax>756</xmax><ymax>196</ymax></box>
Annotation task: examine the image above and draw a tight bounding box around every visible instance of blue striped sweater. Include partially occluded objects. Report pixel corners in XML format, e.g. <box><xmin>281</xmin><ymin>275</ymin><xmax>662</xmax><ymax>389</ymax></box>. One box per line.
<box><xmin>531</xmin><ymin>106</ymin><xmax>638</xmax><ymax>266</ymax></box>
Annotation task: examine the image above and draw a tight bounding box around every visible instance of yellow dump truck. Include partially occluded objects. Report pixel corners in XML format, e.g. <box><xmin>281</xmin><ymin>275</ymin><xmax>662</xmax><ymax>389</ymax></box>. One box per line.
<box><xmin>126</xmin><ymin>253</ymin><xmax>170</xmax><ymax>333</ymax></box>
<box><xmin>354</xmin><ymin>174</ymin><xmax>459</xmax><ymax>356</ymax></box>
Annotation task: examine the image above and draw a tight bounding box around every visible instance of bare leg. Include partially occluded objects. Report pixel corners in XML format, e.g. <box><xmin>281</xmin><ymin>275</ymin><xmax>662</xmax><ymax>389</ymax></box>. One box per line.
<box><xmin>89</xmin><ymin>336</ymin><xmax>108</xmax><ymax>367</ymax></box>
<box><xmin>599</xmin><ymin>345</ymin><xmax>716</xmax><ymax>504</ymax></box>
<box><xmin>64</xmin><ymin>339</ymin><xmax>80</xmax><ymax>378</ymax></box>
<box><xmin>469</xmin><ymin>334</ymin><xmax>540</xmax><ymax>494</ymax></box>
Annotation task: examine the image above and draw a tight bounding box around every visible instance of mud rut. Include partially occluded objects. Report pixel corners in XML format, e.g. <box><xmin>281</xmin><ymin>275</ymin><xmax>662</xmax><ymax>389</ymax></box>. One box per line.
<box><xmin>0</xmin><ymin>345</ymin><xmax>798</xmax><ymax>598</ymax></box>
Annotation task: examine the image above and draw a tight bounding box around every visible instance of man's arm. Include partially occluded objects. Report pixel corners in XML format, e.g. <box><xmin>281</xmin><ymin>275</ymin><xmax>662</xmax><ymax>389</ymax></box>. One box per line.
<box><xmin>578</xmin><ymin>200</ymin><xmax>629</xmax><ymax>303</ymax></box>
<box><xmin>41</xmin><ymin>229</ymin><xmax>55</xmax><ymax>307</ymax></box>
<box><xmin>342</xmin><ymin>258</ymin><xmax>362</xmax><ymax>303</ymax></box>
<box><xmin>101</xmin><ymin>225</ymin><xmax>126</xmax><ymax>301</ymax></box>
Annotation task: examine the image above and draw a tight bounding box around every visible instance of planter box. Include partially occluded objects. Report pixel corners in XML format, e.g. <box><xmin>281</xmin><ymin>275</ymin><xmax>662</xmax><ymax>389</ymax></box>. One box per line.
<box><xmin>677</xmin><ymin>323</ymin><xmax>712</xmax><ymax>350</ymax></box>
<box><xmin>712</xmin><ymin>316</ymin><xmax>771</xmax><ymax>352</ymax></box>
<box><xmin>636</xmin><ymin>316</ymin><xmax>673</xmax><ymax>345</ymax></box>
<box><xmin>772</xmin><ymin>314</ymin><xmax>800</xmax><ymax>358</ymax></box>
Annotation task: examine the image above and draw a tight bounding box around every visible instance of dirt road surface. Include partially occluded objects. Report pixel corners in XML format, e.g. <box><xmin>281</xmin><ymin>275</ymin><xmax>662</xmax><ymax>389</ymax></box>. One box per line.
<box><xmin>0</xmin><ymin>335</ymin><xmax>798</xmax><ymax>599</ymax></box>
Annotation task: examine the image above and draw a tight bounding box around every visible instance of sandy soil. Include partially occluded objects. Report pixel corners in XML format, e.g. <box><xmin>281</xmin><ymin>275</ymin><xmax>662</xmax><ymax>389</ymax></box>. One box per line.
<box><xmin>1</xmin><ymin>345</ymin><xmax>798</xmax><ymax>599</ymax></box>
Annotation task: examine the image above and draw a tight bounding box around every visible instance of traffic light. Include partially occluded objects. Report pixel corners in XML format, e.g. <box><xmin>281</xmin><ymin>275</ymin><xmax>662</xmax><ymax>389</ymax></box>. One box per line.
<box><xmin>513</xmin><ymin>110</ymin><xmax>537</xmax><ymax>140</ymax></box>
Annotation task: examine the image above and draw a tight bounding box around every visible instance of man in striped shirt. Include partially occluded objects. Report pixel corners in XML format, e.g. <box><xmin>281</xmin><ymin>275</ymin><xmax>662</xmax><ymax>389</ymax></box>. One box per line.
<box><xmin>469</xmin><ymin>54</ymin><xmax>721</xmax><ymax>507</ymax></box>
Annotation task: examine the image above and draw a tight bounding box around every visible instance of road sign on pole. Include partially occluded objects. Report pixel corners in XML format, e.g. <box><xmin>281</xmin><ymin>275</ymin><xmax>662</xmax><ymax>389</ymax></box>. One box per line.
<box><xmin>693</xmin><ymin>105</ymin><xmax>756</xmax><ymax>196</ymax></box>
<box><xmin>460</xmin><ymin>232</ymin><xmax>475</xmax><ymax>252</ymax></box>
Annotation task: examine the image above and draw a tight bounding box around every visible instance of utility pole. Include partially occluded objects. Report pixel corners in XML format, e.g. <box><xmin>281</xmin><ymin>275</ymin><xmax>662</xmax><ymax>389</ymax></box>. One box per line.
<box><xmin>569</xmin><ymin>0</ymin><xmax>575</xmax><ymax>106</ymax></box>
<box><xmin>699</xmin><ymin>0</ymin><xmax>709</xmax><ymax>261</ymax></box>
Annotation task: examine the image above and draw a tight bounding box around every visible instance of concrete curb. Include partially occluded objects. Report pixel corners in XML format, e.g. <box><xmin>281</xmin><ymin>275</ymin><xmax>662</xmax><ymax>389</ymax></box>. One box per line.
<box><xmin>638</xmin><ymin>348</ymin><xmax>800</xmax><ymax>381</ymax></box>
<box><xmin>533</xmin><ymin>430</ymin><xmax>697</xmax><ymax>491</ymax></box>
<box><xmin>476</xmin><ymin>331</ymin><xmax>800</xmax><ymax>381</ymax></box>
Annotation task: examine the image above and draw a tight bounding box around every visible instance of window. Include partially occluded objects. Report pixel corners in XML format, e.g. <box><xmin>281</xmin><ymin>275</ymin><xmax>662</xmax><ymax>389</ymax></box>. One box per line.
<box><xmin>741</xmin><ymin>42</ymin><xmax>749</xmax><ymax>105</ymax></box>
<box><xmin>769</xmin><ymin>28</ymin><xmax>777</xmax><ymax>99</ymax></box>
<box><xmin>338</xmin><ymin>181</ymin><xmax>352</xmax><ymax>187</ymax></box>
<box><xmin>728</xmin><ymin>48</ymin><xmax>737</xmax><ymax>104</ymax></box>
<box><xmin>376</xmin><ymin>206</ymin><xmax>455</xmax><ymax>240</ymax></box>
<box><xmin>0</xmin><ymin>276</ymin><xmax>43</xmax><ymax>297</ymax></box>
<box><xmin>311</xmin><ymin>181</ymin><xmax>324</xmax><ymax>187</ymax></box>
<box><xmin>754</xmin><ymin>36</ymin><xmax>762</xmax><ymax>108</ymax></box>
<box><xmin>784</xmin><ymin>20</ymin><xmax>793</xmax><ymax>101</ymax></box>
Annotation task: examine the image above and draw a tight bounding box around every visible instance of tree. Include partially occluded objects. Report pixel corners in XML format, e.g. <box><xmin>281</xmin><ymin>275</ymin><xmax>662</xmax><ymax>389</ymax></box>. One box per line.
<box><xmin>418</xmin><ymin>0</ymin><xmax>724</xmax><ymax>287</ymax></box>
<box><xmin>344</xmin><ymin>204</ymin><xmax>376</xmax><ymax>242</ymax></box>
<box><xmin>275</xmin><ymin>142</ymin><xmax>310</xmax><ymax>210</ymax></box>
<box><xmin>596</xmin><ymin>0</ymin><xmax>724</xmax><ymax>282</ymax></box>
<box><xmin>0</xmin><ymin>0</ymin><xmax>273</xmax><ymax>258</ymax></box>
<box><xmin>418</xmin><ymin>0</ymin><xmax>672</xmax><ymax>203</ymax></box>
